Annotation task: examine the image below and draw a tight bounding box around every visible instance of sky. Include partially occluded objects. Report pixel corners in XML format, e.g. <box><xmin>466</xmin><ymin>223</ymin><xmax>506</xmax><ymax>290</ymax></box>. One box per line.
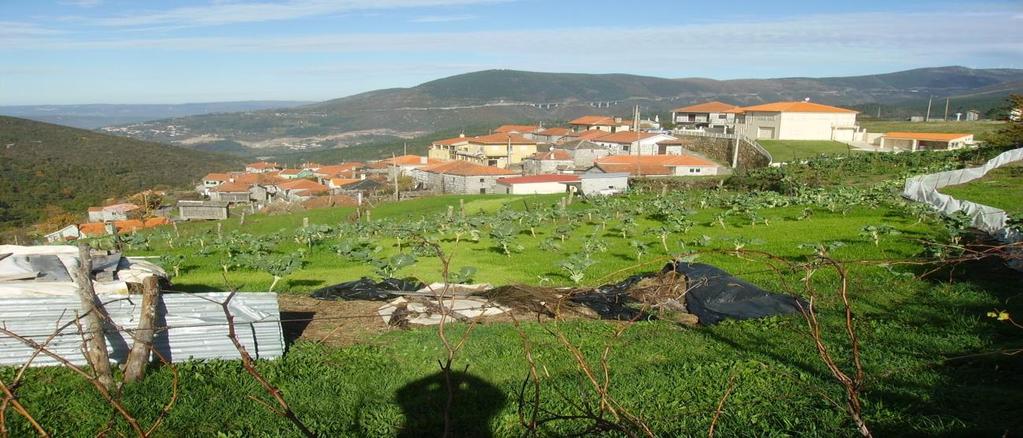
<box><xmin>1</xmin><ymin>0</ymin><xmax>1021</xmax><ymax>105</ymax></box>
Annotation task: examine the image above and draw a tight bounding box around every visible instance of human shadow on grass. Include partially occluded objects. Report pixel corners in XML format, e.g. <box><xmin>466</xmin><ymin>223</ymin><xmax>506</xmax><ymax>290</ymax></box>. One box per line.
<box><xmin>395</xmin><ymin>370</ymin><xmax>506</xmax><ymax>437</ymax></box>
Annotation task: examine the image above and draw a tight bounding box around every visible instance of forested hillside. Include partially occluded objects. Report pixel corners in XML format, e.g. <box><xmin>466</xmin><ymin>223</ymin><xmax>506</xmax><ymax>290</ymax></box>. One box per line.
<box><xmin>0</xmin><ymin>116</ymin><xmax>243</xmax><ymax>231</ymax></box>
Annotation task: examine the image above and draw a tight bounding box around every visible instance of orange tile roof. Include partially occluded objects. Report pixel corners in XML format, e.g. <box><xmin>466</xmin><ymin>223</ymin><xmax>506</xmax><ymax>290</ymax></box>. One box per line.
<box><xmin>231</xmin><ymin>173</ymin><xmax>282</xmax><ymax>185</ymax></box>
<box><xmin>494</xmin><ymin>124</ymin><xmax>541</xmax><ymax>134</ymax></box>
<box><xmin>672</xmin><ymin>101</ymin><xmax>743</xmax><ymax>113</ymax></box>
<box><xmin>530</xmin><ymin>149</ymin><xmax>573</xmax><ymax>161</ymax></box>
<box><xmin>595</xmin><ymin>155</ymin><xmax>718</xmax><ymax>175</ymax></box>
<box><xmin>432</xmin><ymin>136</ymin><xmax>470</xmax><ymax>146</ymax></box>
<box><xmin>144</xmin><ymin>217</ymin><xmax>171</xmax><ymax>228</ymax></box>
<box><xmin>278</xmin><ymin>179</ymin><xmax>329</xmax><ymax>193</ymax></box>
<box><xmin>884</xmin><ymin>132</ymin><xmax>973</xmax><ymax>142</ymax></box>
<box><xmin>370</xmin><ymin>155</ymin><xmax>440</xmax><ymax>168</ymax></box>
<box><xmin>78</xmin><ymin>223</ymin><xmax>107</xmax><ymax>236</ymax></box>
<box><xmin>113</xmin><ymin>220</ymin><xmax>145</xmax><ymax>233</ymax></box>
<box><xmin>88</xmin><ymin>207</ymin><xmax>103</xmax><ymax>212</ymax></box>
<box><xmin>739</xmin><ymin>101</ymin><xmax>857</xmax><ymax>113</ymax></box>
<box><xmin>573</xmin><ymin>130</ymin><xmax>611</xmax><ymax>140</ymax></box>
<box><xmin>213</xmin><ymin>181</ymin><xmax>251</xmax><ymax>192</ymax></box>
<box><xmin>316</xmin><ymin>163</ymin><xmax>364</xmax><ymax>176</ymax></box>
<box><xmin>423</xmin><ymin>160</ymin><xmax>518</xmax><ymax>176</ymax></box>
<box><xmin>569</xmin><ymin>115</ymin><xmax>630</xmax><ymax>126</ymax></box>
<box><xmin>468</xmin><ymin>132</ymin><xmax>537</xmax><ymax>145</ymax></box>
<box><xmin>592</xmin><ymin>131</ymin><xmax>663</xmax><ymax>144</ymax></box>
<box><xmin>279</xmin><ymin>169</ymin><xmax>303</xmax><ymax>175</ymax></box>
<box><xmin>329</xmin><ymin>178</ymin><xmax>361</xmax><ymax>187</ymax></box>
<box><xmin>203</xmin><ymin>173</ymin><xmax>231</xmax><ymax>181</ymax></box>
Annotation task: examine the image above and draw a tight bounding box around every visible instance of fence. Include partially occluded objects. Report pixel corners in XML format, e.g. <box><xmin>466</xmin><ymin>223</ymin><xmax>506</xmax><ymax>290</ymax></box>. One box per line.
<box><xmin>902</xmin><ymin>147</ymin><xmax>1023</xmax><ymax>270</ymax></box>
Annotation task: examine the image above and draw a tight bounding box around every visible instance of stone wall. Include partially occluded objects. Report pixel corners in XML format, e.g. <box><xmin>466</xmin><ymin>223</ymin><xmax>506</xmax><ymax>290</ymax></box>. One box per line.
<box><xmin>671</xmin><ymin>135</ymin><xmax>771</xmax><ymax>170</ymax></box>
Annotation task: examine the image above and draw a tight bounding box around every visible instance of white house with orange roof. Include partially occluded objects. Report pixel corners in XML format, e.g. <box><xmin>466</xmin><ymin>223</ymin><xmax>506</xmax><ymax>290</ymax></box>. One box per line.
<box><xmin>591</xmin><ymin>131</ymin><xmax>677</xmax><ymax>156</ymax></box>
<box><xmin>495</xmin><ymin>174</ymin><xmax>579</xmax><ymax>195</ymax></box>
<box><xmin>494</xmin><ymin>124</ymin><xmax>542</xmax><ymax>139</ymax></box>
<box><xmin>734</xmin><ymin>101</ymin><xmax>862</xmax><ymax>141</ymax></box>
<box><xmin>416</xmin><ymin>160</ymin><xmax>518</xmax><ymax>194</ymax></box>
<box><xmin>879</xmin><ymin>132</ymin><xmax>975</xmax><ymax>151</ymax></box>
<box><xmin>568</xmin><ymin>115</ymin><xmax>633</xmax><ymax>133</ymax></box>
<box><xmin>592</xmin><ymin>155</ymin><xmax>722</xmax><ymax>176</ymax></box>
<box><xmin>671</xmin><ymin>101</ymin><xmax>743</xmax><ymax>133</ymax></box>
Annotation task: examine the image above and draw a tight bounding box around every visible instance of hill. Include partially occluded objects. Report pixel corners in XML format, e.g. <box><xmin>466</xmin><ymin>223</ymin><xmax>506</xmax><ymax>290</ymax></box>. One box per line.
<box><xmin>107</xmin><ymin>66</ymin><xmax>1023</xmax><ymax>158</ymax></box>
<box><xmin>0</xmin><ymin>116</ymin><xmax>244</xmax><ymax>231</ymax></box>
<box><xmin>0</xmin><ymin>100</ymin><xmax>313</xmax><ymax>129</ymax></box>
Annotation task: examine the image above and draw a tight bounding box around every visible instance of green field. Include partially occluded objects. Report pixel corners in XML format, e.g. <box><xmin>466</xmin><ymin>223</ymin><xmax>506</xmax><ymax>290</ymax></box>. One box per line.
<box><xmin>860</xmin><ymin>120</ymin><xmax>1006</xmax><ymax>142</ymax></box>
<box><xmin>758</xmin><ymin>140</ymin><xmax>857</xmax><ymax>162</ymax></box>
<box><xmin>941</xmin><ymin>161</ymin><xmax>1023</xmax><ymax>215</ymax></box>
<box><xmin>3</xmin><ymin>148</ymin><xmax>1022</xmax><ymax>437</ymax></box>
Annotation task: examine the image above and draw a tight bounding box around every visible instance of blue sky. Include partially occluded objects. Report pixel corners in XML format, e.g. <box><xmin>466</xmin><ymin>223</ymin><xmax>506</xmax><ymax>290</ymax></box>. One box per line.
<box><xmin>1</xmin><ymin>0</ymin><xmax>1021</xmax><ymax>105</ymax></box>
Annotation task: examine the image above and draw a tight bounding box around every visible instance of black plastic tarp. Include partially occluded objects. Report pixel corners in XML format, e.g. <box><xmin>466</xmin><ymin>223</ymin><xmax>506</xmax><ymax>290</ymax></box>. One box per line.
<box><xmin>672</xmin><ymin>262</ymin><xmax>806</xmax><ymax>325</ymax></box>
<box><xmin>311</xmin><ymin>277</ymin><xmax>425</xmax><ymax>301</ymax></box>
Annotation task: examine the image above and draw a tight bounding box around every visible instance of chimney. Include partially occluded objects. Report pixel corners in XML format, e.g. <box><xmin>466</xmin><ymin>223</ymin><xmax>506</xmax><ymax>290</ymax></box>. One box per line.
<box><xmin>458</xmin><ymin>133</ymin><xmax>465</xmax><ymax>138</ymax></box>
<box><xmin>420</xmin><ymin>156</ymin><xmax>427</xmax><ymax>164</ymax></box>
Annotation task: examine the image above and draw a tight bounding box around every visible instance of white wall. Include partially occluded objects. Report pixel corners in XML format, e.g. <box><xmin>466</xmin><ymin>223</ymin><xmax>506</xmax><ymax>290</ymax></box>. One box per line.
<box><xmin>503</xmin><ymin>181</ymin><xmax>570</xmax><ymax>195</ymax></box>
<box><xmin>777</xmin><ymin>112</ymin><xmax>858</xmax><ymax>140</ymax></box>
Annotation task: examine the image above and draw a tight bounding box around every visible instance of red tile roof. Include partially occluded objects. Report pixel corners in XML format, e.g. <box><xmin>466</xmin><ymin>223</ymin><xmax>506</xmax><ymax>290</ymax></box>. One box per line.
<box><xmin>203</xmin><ymin>173</ymin><xmax>231</xmax><ymax>181</ymax></box>
<box><xmin>315</xmin><ymin>163</ymin><xmax>364</xmax><ymax>176</ymax></box>
<box><xmin>246</xmin><ymin>161</ymin><xmax>280</xmax><ymax>169</ymax></box>
<box><xmin>595</xmin><ymin>155</ymin><xmax>719</xmax><ymax>175</ymax></box>
<box><xmin>329</xmin><ymin>178</ymin><xmax>361</xmax><ymax>187</ymax></box>
<box><xmin>572</xmin><ymin>130</ymin><xmax>611</xmax><ymax>141</ymax></box>
<box><xmin>432</xmin><ymin>136</ymin><xmax>470</xmax><ymax>146</ymax></box>
<box><xmin>672</xmin><ymin>101</ymin><xmax>743</xmax><ymax>113</ymax></box>
<box><xmin>884</xmin><ymin>132</ymin><xmax>972</xmax><ymax>142</ymax></box>
<box><xmin>232</xmin><ymin>173</ymin><xmax>282</xmax><ymax>185</ymax></box>
<box><xmin>279</xmin><ymin>169</ymin><xmax>303</xmax><ymax>175</ymax></box>
<box><xmin>494</xmin><ymin>124</ymin><xmax>541</xmax><ymax>134</ymax></box>
<box><xmin>497</xmin><ymin>174</ymin><xmax>580</xmax><ymax>185</ymax></box>
<box><xmin>739</xmin><ymin>101</ymin><xmax>857</xmax><ymax>113</ymax></box>
<box><xmin>370</xmin><ymin>155</ymin><xmax>438</xmax><ymax>168</ymax></box>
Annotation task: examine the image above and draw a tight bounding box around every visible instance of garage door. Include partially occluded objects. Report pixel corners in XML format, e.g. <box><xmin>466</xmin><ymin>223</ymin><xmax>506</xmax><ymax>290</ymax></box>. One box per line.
<box><xmin>757</xmin><ymin>127</ymin><xmax>775</xmax><ymax>139</ymax></box>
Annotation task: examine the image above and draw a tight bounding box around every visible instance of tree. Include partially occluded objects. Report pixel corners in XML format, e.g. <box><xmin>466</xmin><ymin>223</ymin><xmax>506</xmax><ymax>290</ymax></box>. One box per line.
<box><xmin>994</xmin><ymin>94</ymin><xmax>1023</xmax><ymax>145</ymax></box>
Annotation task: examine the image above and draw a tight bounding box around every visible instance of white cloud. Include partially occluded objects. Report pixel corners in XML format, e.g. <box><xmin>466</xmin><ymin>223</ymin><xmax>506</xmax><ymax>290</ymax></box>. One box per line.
<box><xmin>409</xmin><ymin>14</ymin><xmax>476</xmax><ymax>23</ymax></box>
<box><xmin>81</xmin><ymin>0</ymin><xmax>507</xmax><ymax>27</ymax></box>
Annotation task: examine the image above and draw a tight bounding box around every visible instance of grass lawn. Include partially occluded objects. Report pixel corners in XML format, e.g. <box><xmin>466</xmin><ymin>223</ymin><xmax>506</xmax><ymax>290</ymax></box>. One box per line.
<box><xmin>4</xmin><ymin>186</ymin><xmax>1021</xmax><ymax>437</ymax></box>
<box><xmin>758</xmin><ymin>140</ymin><xmax>857</xmax><ymax>162</ymax></box>
<box><xmin>941</xmin><ymin>161</ymin><xmax>1023</xmax><ymax>215</ymax></box>
<box><xmin>859</xmin><ymin>120</ymin><xmax>1006</xmax><ymax>142</ymax></box>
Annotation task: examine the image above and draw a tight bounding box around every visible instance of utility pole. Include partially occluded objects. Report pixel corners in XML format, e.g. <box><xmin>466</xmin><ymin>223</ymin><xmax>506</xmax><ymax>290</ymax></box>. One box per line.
<box><xmin>877</xmin><ymin>105</ymin><xmax>881</xmax><ymax>119</ymax></box>
<box><xmin>925</xmin><ymin>96</ymin><xmax>933</xmax><ymax>122</ymax></box>
<box><xmin>944</xmin><ymin>97</ymin><xmax>950</xmax><ymax>122</ymax></box>
<box><xmin>392</xmin><ymin>153</ymin><xmax>399</xmax><ymax>202</ymax></box>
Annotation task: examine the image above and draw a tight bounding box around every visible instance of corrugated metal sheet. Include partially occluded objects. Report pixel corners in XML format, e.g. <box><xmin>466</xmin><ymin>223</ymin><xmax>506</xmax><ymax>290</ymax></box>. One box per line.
<box><xmin>0</xmin><ymin>292</ymin><xmax>284</xmax><ymax>367</ymax></box>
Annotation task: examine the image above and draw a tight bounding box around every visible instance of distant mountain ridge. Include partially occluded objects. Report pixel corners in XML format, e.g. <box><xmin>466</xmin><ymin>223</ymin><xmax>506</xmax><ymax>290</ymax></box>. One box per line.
<box><xmin>0</xmin><ymin>116</ymin><xmax>244</xmax><ymax>231</ymax></box>
<box><xmin>0</xmin><ymin>100</ymin><xmax>313</xmax><ymax>129</ymax></box>
<box><xmin>106</xmin><ymin>66</ymin><xmax>1023</xmax><ymax>155</ymax></box>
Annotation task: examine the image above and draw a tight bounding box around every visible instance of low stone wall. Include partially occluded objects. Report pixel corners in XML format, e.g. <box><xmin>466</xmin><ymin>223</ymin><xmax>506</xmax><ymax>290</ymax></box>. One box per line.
<box><xmin>672</xmin><ymin>135</ymin><xmax>771</xmax><ymax>170</ymax></box>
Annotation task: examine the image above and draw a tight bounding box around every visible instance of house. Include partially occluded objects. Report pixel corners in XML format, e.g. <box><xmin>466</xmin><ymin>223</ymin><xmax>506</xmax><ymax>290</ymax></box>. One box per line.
<box><xmin>419</xmin><ymin>161</ymin><xmax>518</xmax><ymax>194</ymax></box>
<box><xmin>566</xmin><ymin>173</ymin><xmax>630</xmax><ymax>196</ymax></box>
<box><xmin>87</xmin><ymin>203</ymin><xmax>140</xmax><ymax>222</ymax></box>
<box><xmin>593</xmin><ymin>155</ymin><xmax>722</xmax><ymax>177</ymax></box>
<box><xmin>655</xmin><ymin>138</ymin><xmax>695</xmax><ymax>155</ymax></box>
<box><xmin>278</xmin><ymin>168</ymin><xmax>315</xmax><ymax>180</ymax></box>
<box><xmin>276</xmin><ymin>179</ymin><xmax>330</xmax><ymax>201</ymax></box>
<box><xmin>245</xmin><ymin>161</ymin><xmax>282</xmax><ymax>173</ymax></box>
<box><xmin>430</xmin><ymin>133</ymin><xmax>538</xmax><ymax>168</ymax></box>
<box><xmin>879</xmin><ymin>132</ymin><xmax>976</xmax><ymax>151</ymax></box>
<box><xmin>494</xmin><ymin>124</ymin><xmax>542</xmax><ymax>138</ymax></box>
<box><xmin>534</xmin><ymin>127</ymin><xmax>573</xmax><ymax>143</ymax></box>
<box><xmin>44</xmin><ymin>224</ymin><xmax>81</xmax><ymax>243</ymax></box>
<box><xmin>591</xmin><ymin>131</ymin><xmax>677</xmax><ymax>156</ymax></box>
<box><xmin>965</xmin><ymin>110</ymin><xmax>981</xmax><ymax>121</ymax></box>
<box><xmin>671</xmin><ymin>101</ymin><xmax>743</xmax><ymax>133</ymax></box>
<box><xmin>560</xmin><ymin>129</ymin><xmax>611</xmax><ymax>143</ymax></box>
<box><xmin>734</xmin><ymin>101</ymin><xmax>861</xmax><ymax>141</ymax></box>
<box><xmin>522</xmin><ymin>149</ymin><xmax>574</xmax><ymax>175</ymax></box>
<box><xmin>1010</xmin><ymin>108</ymin><xmax>1021</xmax><ymax>122</ymax></box>
<box><xmin>555</xmin><ymin>140</ymin><xmax>611</xmax><ymax>169</ymax></box>
<box><xmin>178</xmin><ymin>200</ymin><xmax>229</xmax><ymax>220</ymax></box>
<box><xmin>313</xmin><ymin>162</ymin><xmax>365</xmax><ymax>181</ymax></box>
<box><xmin>569</xmin><ymin>115</ymin><xmax>633</xmax><ymax>133</ymax></box>
<box><xmin>334</xmin><ymin>178</ymin><xmax>384</xmax><ymax>196</ymax></box>
<box><xmin>209</xmin><ymin>181</ymin><xmax>252</xmax><ymax>203</ymax></box>
<box><xmin>496</xmin><ymin>174</ymin><xmax>579</xmax><ymax>195</ymax></box>
<box><xmin>328</xmin><ymin>178</ymin><xmax>362</xmax><ymax>192</ymax></box>
<box><xmin>201</xmin><ymin>173</ymin><xmax>230</xmax><ymax>189</ymax></box>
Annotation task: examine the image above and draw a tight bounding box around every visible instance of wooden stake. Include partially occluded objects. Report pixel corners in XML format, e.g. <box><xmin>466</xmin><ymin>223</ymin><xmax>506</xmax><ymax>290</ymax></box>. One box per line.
<box><xmin>75</xmin><ymin>243</ymin><xmax>114</xmax><ymax>391</ymax></box>
<box><xmin>459</xmin><ymin>199</ymin><xmax>465</xmax><ymax>219</ymax></box>
<box><xmin>123</xmin><ymin>276</ymin><xmax>159</xmax><ymax>384</ymax></box>
<box><xmin>302</xmin><ymin>217</ymin><xmax>309</xmax><ymax>228</ymax></box>
<box><xmin>216</xmin><ymin>222</ymin><xmax>222</xmax><ymax>239</ymax></box>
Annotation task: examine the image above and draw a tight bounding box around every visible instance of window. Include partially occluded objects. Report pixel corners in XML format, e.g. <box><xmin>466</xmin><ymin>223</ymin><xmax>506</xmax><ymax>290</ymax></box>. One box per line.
<box><xmin>608</xmin><ymin>185</ymin><xmax>614</xmax><ymax>189</ymax></box>
<box><xmin>718</xmin><ymin>114</ymin><xmax>727</xmax><ymax>119</ymax></box>
<box><xmin>479</xmin><ymin>178</ymin><xmax>485</xmax><ymax>183</ymax></box>
<box><xmin>479</xmin><ymin>188</ymin><xmax>486</xmax><ymax>194</ymax></box>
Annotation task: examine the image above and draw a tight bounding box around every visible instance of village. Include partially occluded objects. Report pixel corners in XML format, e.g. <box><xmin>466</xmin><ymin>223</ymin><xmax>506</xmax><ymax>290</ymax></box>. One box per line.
<box><xmin>44</xmin><ymin>99</ymin><xmax>981</xmax><ymax>243</ymax></box>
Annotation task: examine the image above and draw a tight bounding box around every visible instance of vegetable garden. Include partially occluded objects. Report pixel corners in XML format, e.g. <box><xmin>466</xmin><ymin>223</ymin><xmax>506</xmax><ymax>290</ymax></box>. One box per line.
<box><xmin>2</xmin><ymin>147</ymin><xmax>1022</xmax><ymax>437</ymax></box>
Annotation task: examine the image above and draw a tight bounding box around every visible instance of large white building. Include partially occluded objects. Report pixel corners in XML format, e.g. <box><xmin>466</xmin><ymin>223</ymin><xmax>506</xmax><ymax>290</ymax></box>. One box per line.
<box><xmin>734</xmin><ymin>101</ymin><xmax>862</xmax><ymax>141</ymax></box>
